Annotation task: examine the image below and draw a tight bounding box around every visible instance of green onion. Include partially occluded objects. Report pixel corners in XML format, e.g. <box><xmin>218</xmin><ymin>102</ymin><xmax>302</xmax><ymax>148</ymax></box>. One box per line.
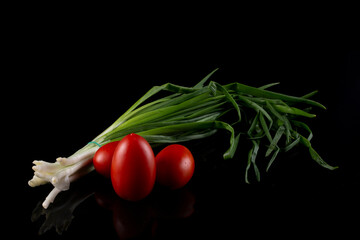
<box><xmin>29</xmin><ymin>68</ymin><xmax>337</xmax><ymax>208</ymax></box>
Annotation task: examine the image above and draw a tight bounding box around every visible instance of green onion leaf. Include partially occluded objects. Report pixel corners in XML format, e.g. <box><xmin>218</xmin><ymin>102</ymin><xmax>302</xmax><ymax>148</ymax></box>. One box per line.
<box><xmin>266</xmin><ymin>147</ymin><xmax>280</xmax><ymax>172</ymax></box>
<box><xmin>212</xmin><ymin>81</ymin><xmax>241</xmax><ymax>122</ymax></box>
<box><xmin>299</xmin><ymin>134</ymin><xmax>338</xmax><ymax>170</ymax></box>
<box><xmin>274</xmin><ymin>104</ymin><xmax>317</xmax><ymax>118</ymax></box>
<box><xmin>245</xmin><ymin>140</ymin><xmax>261</xmax><ymax>183</ymax></box>
<box><xmin>265</xmin><ymin>126</ymin><xmax>285</xmax><ymax>157</ymax></box>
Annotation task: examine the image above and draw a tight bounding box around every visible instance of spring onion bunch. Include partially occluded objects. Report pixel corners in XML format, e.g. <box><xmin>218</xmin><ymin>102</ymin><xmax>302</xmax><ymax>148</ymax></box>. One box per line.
<box><xmin>29</xmin><ymin>69</ymin><xmax>337</xmax><ymax>208</ymax></box>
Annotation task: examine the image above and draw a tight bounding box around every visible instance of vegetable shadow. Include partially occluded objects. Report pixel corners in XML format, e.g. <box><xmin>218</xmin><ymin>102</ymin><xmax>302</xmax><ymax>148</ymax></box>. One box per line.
<box><xmin>31</xmin><ymin>178</ymin><xmax>195</xmax><ymax>238</ymax></box>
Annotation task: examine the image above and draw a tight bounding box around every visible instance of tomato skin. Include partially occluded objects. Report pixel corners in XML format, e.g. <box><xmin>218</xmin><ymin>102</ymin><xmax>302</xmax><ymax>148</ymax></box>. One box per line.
<box><xmin>93</xmin><ymin>141</ymin><xmax>119</xmax><ymax>178</ymax></box>
<box><xmin>111</xmin><ymin>133</ymin><xmax>156</xmax><ymax>201</ymax></box>
<box><xmin>155</xmin><ymin>144</ymin><xmax>195</xmax><ymax>190</ymax></box>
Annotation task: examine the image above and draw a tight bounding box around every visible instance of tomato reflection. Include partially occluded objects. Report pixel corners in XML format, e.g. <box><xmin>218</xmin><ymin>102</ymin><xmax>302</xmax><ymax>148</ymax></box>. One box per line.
<box><xmin>95</xmin><ymin>186</ymin><xmax>195</xmax><ymax>239</ymax></box>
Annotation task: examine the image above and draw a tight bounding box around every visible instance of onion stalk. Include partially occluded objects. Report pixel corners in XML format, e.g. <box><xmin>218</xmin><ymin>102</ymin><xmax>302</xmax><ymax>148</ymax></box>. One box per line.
<box><xmin>29</xmin><ymin>69</ymin><xmax>337</xmax><ymax>208</ymax></box>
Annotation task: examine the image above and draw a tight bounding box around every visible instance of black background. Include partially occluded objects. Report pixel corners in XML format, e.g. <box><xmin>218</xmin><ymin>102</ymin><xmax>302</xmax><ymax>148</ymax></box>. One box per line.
<box><xmin>6</xmin><ymin>7</ymin><xmax>360</xmax><ymax>240</ymax></box>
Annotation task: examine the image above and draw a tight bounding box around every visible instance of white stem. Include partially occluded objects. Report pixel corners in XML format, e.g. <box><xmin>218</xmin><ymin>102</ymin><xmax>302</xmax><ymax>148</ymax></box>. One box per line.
<box><xmin>40</xmin><ymin>161</ymin><xmax>95</xmax><ymax>209</ymax></box>
<box><xmin>28</xmin><ymin>175</ymin><xmax>47</xmax><ymax>187</ymax></box>
<box><xmin>32</xmin><ymin>161</ymin><xmax>63</xmax><ymax>174</ymax></box>
<box><xmin>69</xmin><ymin>163</ymin><xmax>94</xmax><ymax>182</ymax></box>
<box><xmin>42</xmin><ymin>187</ymin><xmax>61</xmax><ymax>209</ymax></box>
<box><xmin>57</xmin><ymin>146</ymin><xmax>97</xmax><ymax>166</ymax></box>
<box><xmin>29</xmin><ymin>145</ymin><xmax>97</xmax><ymax>208</ymax></box>
<box><xmin>51</xmin><ymin>157</ymin><xmax>93</xmax><ymax>190</ymax></box>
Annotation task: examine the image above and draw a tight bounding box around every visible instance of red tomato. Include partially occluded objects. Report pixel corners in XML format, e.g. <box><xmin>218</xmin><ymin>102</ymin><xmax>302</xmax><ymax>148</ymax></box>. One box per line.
<box><xmin>155</xmin><ymin>144</ymin><xmax>195</xmax><ymax>190</ymax></box>
<box><xmin>93</xmin><ymin>141</ymin><xmax>119</xmax><ymax>178</ymax></box>
<box><xmin>111</xmin><ymin>133</ymin><xmax>156</xmax><ymax>201</ymax></box>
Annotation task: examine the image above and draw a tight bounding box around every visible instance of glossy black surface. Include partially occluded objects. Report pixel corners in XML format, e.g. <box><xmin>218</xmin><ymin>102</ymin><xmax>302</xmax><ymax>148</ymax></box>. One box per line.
<box><xmin>10</xmin><ymin>23</ymin><xmax>359</xmax><ymax>239</ymax></box>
